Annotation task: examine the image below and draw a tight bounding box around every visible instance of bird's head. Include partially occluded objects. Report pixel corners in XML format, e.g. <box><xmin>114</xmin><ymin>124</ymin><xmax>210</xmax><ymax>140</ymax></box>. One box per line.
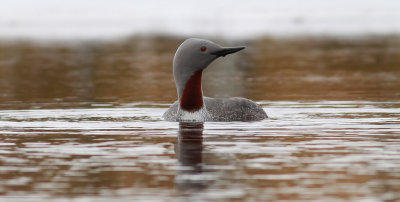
<box><xmin>173</xmin><ymin>38</ymin><xmax>245</xmax><ymax>98</ymax></box>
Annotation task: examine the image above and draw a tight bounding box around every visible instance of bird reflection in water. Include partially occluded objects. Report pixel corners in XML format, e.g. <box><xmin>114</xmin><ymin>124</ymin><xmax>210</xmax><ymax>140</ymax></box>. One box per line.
<box><xmin>175</xmin><ymin>122</ymin><xmax>208</xmax><ymax>193</ymax></box>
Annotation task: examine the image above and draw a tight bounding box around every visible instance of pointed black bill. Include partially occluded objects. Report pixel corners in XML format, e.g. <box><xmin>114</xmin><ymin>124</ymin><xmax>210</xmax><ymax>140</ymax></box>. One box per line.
<box><xmin>212</xmin><ymin>46</ymin><xmax>245</xmax><ymax>57</ymax></box>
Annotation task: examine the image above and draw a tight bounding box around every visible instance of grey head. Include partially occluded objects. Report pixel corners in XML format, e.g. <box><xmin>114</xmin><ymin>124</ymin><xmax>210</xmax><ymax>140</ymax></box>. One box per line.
<box><xmin>173</xmin><ymin>38</ymin><xmax>245</xmax><ymax>99</ymax></box>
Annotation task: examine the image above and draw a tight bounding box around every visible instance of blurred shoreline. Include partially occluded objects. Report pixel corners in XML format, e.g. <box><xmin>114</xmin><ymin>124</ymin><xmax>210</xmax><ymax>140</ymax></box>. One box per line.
<box><xmin>1</xmin><ymin>34</ymin><xmax>399</xmax><ymax>109</ymax></box>
<box><xmin>2</xmin><ymin>0</ymin><xmax>400</xmax><ymax>40</ymax></box>
<box><xmin>2</xmin><ymin>32</ymin><xmax>400</xmax><ymax>44</ymax></box>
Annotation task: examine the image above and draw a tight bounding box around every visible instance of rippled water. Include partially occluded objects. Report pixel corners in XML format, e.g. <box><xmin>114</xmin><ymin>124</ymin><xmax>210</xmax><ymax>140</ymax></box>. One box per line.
<box><xmin>1</xmin><ymin>36</ymin><xmax>400</xmax><ymax>201</ymax></box>
<box><xmin>0</xmin><ymin>101</ymin><xmax>399</xmax><ymax>201</ymax></box>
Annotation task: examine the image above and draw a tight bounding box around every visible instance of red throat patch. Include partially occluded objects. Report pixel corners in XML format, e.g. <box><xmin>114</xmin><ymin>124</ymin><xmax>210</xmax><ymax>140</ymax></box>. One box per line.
<box><xmin>180</xmin><ymin>70</ymin><xmax>203</xmax><ymax>111</ymax></box>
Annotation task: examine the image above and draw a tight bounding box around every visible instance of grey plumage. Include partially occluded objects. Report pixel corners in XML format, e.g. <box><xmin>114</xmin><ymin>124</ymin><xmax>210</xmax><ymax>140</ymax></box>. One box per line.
<box><xmin>163</xmin><ymin>38</ymin><xmax>268</xmax><ymax>122</ymax></box>
<box><xmin>163</xmin><ymin>97</ymin><xmax>267</xmax><ymax>122</ymax></box>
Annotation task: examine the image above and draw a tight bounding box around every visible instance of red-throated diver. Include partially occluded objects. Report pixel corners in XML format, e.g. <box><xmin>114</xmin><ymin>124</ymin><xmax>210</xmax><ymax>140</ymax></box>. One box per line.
<box><xmin>163</xmin><ymin>38</ymin><xmax>267</xmax><ymax>122</ymax></box>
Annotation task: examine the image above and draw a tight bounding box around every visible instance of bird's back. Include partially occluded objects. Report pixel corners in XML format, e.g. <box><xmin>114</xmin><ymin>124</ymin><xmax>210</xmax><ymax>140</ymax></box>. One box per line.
<box><xmin>204</xmin><ymin>97</ymin><xmax>267</xmax><ymax>121</ymax></box>
<box><xmin>163</xmin><ymin>97</ymin><xmax>267</xmax><ymax>122</ymax></box>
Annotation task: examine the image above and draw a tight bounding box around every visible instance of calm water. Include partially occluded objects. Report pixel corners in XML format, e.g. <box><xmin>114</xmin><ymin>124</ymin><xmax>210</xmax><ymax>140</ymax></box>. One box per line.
<box><xmin>0</xmin><ymin>36</ymin><xmax>400</xmax><ymax>201</ymax></box>
<box><xmin>0</xmin><ymin>101</ymin><xmax>399</xmax><ymax>201</ymax></box>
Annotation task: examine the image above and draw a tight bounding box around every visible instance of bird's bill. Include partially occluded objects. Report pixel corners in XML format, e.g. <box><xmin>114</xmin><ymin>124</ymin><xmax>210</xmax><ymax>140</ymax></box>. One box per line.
<box><xmin>212</xmin><ymin>46</ymin><xmax>245</xmax><ymax>57</ymax></box>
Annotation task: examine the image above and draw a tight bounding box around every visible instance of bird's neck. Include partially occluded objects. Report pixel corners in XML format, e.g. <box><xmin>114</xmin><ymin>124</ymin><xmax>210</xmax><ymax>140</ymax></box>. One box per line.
<box><xmin>179</xmin><ymin>70</ymin><xmax>204</xmax><ymax>112</ymax></box>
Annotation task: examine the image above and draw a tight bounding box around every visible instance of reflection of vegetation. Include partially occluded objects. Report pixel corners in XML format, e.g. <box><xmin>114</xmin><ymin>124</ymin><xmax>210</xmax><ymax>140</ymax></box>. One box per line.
<box><xmin>0</xmin><ymin>35</ymin><xmax>182</xmax><ymax>109</ymax></box>
<box><xmin>252</xmin><ymin>36</ymin><xmax>400</xmax><ymax>71</ymax></box>
<box><xmin>0</xmin><ymin>35</ymin><xmax>399</xmax><ymax>109</ymax></box>
<box><xmin>248</xmin><ymin>36</ymin><xmax>400</xmax><ymax>101</ymax></box>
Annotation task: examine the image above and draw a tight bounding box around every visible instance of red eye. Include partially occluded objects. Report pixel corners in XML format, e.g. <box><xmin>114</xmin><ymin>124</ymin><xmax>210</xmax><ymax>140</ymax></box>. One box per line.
<box><xmin>200</xmin><ymin>46</ymin><xmax>207</xmax><ymax>52</ymax></box>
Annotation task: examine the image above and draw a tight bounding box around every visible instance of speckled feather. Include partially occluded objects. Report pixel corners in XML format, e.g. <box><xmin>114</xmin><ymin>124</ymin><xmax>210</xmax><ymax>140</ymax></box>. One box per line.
<box><xmin>163</xmin><ymin>97</ymin><xmax>267</xmax><ymax>122</ymax></box>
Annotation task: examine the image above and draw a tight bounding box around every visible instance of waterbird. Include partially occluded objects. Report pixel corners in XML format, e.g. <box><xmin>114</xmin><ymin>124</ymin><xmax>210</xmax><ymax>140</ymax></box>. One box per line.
<box><xmin>163</xmin><ymin>38</ymin><xmax>268</xmax><ymax>122</ymax></box>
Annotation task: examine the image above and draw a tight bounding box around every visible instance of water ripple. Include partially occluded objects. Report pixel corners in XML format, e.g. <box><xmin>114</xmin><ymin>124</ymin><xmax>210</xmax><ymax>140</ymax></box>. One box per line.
<box><xmin>0</xmin><ymin>101</ymin><xmax>399</xmax><ymax>201</ymax></box>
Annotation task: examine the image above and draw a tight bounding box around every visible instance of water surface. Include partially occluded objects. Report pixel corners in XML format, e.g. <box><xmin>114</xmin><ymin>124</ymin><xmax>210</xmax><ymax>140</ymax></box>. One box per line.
<box><xmin>0</xmin><ymin>101</ymin><xmax>399</xmax><ymax>201</ymax></box>
<box><xmin>0</xmin><ymin>36</ymin><xmax>400</xmax><ymax>201</ymax></box>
